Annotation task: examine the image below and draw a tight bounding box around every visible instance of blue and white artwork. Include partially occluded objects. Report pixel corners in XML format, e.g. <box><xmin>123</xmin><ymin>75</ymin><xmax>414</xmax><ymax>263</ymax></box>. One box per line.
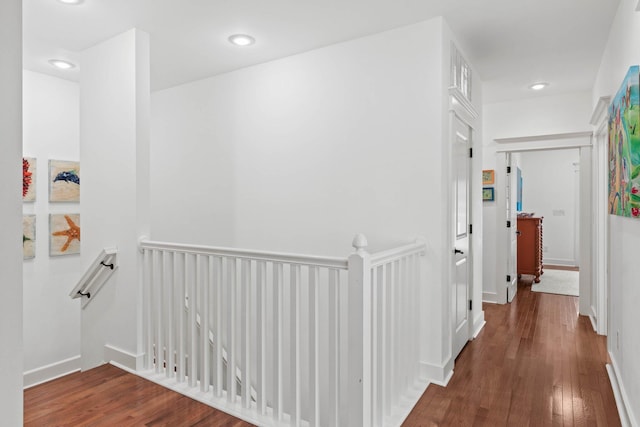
<box><xmin>49</xmin><ymin>159</ymin><xmax>80</xmax><ymax>202</ymax></box>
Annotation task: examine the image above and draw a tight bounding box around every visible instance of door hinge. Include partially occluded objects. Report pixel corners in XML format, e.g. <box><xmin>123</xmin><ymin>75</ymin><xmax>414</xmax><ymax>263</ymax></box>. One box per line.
<box><xmin>469</xmin><ymin>300</ymin><xmax>473</xmax><ymax>311</ymax></box>
<box><xmin>507</xmin><ymin>220</ymin><xmax>511</xmax><ymax>228</ymax></box>
<box><xmin>507</xmin><ymin>166</ymin><xmax>511</xmax><ymax>173</ymax></box>
<box><xmin>507</xmin><ymin>275</ymin><xmax>512</xmax><ymax>282</ymax></box>
<box><xmin>469</xmin><ymin>224</ymin><xmax>473</xmax><ymax>234</ymax></box>
<box><xmin>469</xmin><ymin>147</ymin><xmax>473</xmax><ymax>158</ymax></box>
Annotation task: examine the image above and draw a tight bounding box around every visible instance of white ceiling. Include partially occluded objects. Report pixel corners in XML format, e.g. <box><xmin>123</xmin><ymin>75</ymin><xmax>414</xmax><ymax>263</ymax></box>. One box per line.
<box><xmin>23</xmin><ymin>0</ymin><xmax>621</xmax><ymax>103</ymax></box>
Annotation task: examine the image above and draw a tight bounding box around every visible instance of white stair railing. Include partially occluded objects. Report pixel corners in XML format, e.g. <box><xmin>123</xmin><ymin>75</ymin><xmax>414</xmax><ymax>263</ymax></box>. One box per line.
<box><xmin>139</xmin><ymin>234</ymin><xmax>426</xmax><ymax>427</ymax></box>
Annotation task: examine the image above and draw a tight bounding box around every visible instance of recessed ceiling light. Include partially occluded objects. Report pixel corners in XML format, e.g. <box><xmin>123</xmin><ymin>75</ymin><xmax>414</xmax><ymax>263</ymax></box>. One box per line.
<box><xmin>48</xmin><ymin>59</ymin><xmax>76</xmax><ymax>70</ymax></box>
<box><xmin>58</xmin><ymin>0</ymin><xmax>84</xmax><ymax>4</ymax></box>
<box><xmin>228</xmin><ymin>34</ymin><xmax>255</xmax><ymax>47</ymax></box>
<box><xmin>529</xmin><ymin>82</ymin><xmax>549</xmax><ymax>91</ymax></box>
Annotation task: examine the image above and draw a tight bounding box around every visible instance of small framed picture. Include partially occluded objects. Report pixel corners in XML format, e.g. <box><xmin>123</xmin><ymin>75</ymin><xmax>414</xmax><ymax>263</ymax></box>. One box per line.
<box><xmin>50</xmin><ymin>213</ymin><xmax>81</xmax><ymax>256</ymax></box>
<box><xmin>482</xmin><ymin>169</ymin><xmax>495</xmax><ymax>185</ymax></box>
<box><xmin>23</xmin><ymin>215</ymin><xmax>36</xmax><ymax>259</ymax></box>
<box><xmin>23</xmin><ymin>157</ymin><xmax>36</xmax><ymax>202</ymax></box>
<box><xmin>49</xmin><ymin>159</ymin><xmax>80</xmax><ymax>202</ymax></box>
<box><xmin>483</xmin><ymin>187</ymin><xmax>495</xmax><ymax>202</ymax></box>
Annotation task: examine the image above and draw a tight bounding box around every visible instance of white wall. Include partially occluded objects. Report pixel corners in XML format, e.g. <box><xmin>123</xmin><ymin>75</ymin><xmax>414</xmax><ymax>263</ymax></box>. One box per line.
<box><xmin>518</xmin><ymin>149</ymin><xmax>580</xmax><ymax>266</ymax></box>
<box><xmin>22</xmin><ymin>70</ymin><xmax>81</xmax><ymax>384</ymax></box>
<box><xmin>592</xmin><ymin>0</ymin><xmax>640</xmax><ymax>423</ymax></box>
<box><xmin>482</xmin><ymin>92</ymin><xmax>592</xmax><ymax>302</ymax></box>
<box><xmin>0</xmin><ymin>0</ymin><xmax>23</xmax><ymax>423</ymax></box>
<box><xmin>152</xmin><ymin>20</ymin><xmax>444</xmax><ymax>255</ymax></box>
<box><xmin>151</xmin><ymin>18</ymin><xmax>483</xmax><ymax>382</ymax></box>
<box><xmin>80</xmin><ymin>29</ymin><xmax>150</xmax><ymax>370</ymax></box>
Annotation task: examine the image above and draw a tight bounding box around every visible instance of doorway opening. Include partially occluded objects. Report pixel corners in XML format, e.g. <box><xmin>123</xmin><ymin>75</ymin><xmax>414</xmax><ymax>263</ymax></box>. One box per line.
<box><xmin>494</xmin><ymin>132</ymin><xmax>595</xmax><ymax>317</ymax></box>
<box><xmin>515</xmin><ymin>148</ymin><xmax>581</xmax><ymax>297</ymax></box>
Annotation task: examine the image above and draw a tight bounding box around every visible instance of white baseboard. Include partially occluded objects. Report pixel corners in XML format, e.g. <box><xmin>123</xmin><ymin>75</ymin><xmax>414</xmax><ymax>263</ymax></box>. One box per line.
<box><xmin>472</xmin><ymin>312</ymin><xmax>486</xmax><ymax>339</ymax></box>
<box><xmin>388</xmin><ymin>377</ymin><xmax>430</xmax><ymax>427</ymax></box>
<box><xmin>482</xmin><ymin>292</ymin><xmax>498</xmax><ymax>303</ymax></box>
<box><xmin>607</xmin><ymin>353</ymin><xmax>637</xmax><ymax>427</ymax></box>
<box><xmin>420</xmin><ymin>357</ymin><xmax>454</xmax><ymax>387</ymax></box>
<box><xmin>134</xmin><ymin>369</ymin><xmax>263</xmax><ymax>426</ymax></box>
<box><xmin>544</xmin><ymin>258</ymin><xmax>577</xmax><ymax>267</ymax></box>
<box><xmin>23</xmin><ymin>355</ymin><xmax>81</xmax><ymax>389</ymax></box>
<box><xmin>588</xmin><ymin>313</ymin><xmax>598</xmax><ymax>334</ymax></box>
<box><xmin>104</xmin><ymin>344</ymin><xmax>145</xmax><ymax>371</ymax></box>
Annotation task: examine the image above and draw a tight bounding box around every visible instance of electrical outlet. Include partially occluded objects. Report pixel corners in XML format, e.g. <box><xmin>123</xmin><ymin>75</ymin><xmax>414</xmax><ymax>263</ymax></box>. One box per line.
<box><xmin>543</xmin><ymin>246</ymin><xmax>548</xmax><ymax>252</ymax></box>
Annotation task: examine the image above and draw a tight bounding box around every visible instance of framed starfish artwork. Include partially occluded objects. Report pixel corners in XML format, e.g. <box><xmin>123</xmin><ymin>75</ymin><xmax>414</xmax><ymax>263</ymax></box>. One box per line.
<box><xmin>50</xmin><ymin>213</ymin><xmax>80</xmax><ymax>256</ymax></box>
<box><xmin>23</xmin><ymin>157</ymin><xmax>36</xmax><ymax>202</ymax></box>
<box><xmin>23</xmin><ymin>215</ymin><xmax>36</xmax><ymax>259</ymax></box>
<box><xmin>49</xmin><ymin>159</ymin><xmax>80</xmax><ymax>202</ymax></box>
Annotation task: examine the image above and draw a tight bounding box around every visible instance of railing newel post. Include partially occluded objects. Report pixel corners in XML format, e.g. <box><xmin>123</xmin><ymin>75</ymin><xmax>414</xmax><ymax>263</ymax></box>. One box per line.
<box><xmin>348</xmin><ymin>233</ymin><xmax>372</xmax><ymax>427</ymax></box>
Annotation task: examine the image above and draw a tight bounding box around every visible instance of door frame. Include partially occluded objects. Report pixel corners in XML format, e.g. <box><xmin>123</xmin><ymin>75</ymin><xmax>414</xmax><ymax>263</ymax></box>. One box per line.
<box><xmin>450</xmin><ymin>109</ymin><xmax>473</xmax><ymax>358</ymax></box>
<box><xmin>448</xmin><ymin>89</ymin><xmax>479</xmax><ymax>358</ymax></box>
<box><xmin>494</xmin><ymin>132</ymin><xmax>594</xmax><ymax>311</ymax></box>
<box><xmin>590</xmin><ymin>96</ymin><xmax>611</xmax><ymax>336</ymax></box>
<box><xmin>505</xmin><ymin>152</ymin><xmax>518</xmax><ymax>302</ymax></box>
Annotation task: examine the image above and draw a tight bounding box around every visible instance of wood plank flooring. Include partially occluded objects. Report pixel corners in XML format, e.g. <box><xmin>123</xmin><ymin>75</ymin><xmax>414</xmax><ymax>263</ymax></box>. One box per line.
<box><xmin>403</xmin><ymin>277</ymin><xmax>621</xmax><ymax>426</ymax></box>
<box><xmin>24</xmin><ymin>364</ymin><xmax>254</xmax><ymax>427</ymax></box>
<box><xmin>25</xmin><ymin>276</ymin><xmax>620</xmax><ymax>426</ymax></box>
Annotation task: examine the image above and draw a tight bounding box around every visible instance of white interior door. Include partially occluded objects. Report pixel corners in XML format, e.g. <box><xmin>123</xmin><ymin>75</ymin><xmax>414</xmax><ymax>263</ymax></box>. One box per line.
<box><xmin>452</xmin><ymin>114</ymin><xmax>471</xmax><ymax>359</ymax></box>
<box><xmin>506</xmin><ymin>153</ymin><xmax>518</xmax><ymax>302</ymax></box>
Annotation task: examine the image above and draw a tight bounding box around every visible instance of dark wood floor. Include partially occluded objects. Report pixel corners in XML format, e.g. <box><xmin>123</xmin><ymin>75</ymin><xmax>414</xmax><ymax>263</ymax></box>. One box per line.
<box><xmin>24</xmin><ymin>364</ymin><xmax>254</xmax><ymax>427</ymax></box>
<box><xmin>403</xmin><ymin>277</ymin><xmax>621</xmax><ymax>426</ymax></box>
<box><xmin>25</xmin><ymin>276</ymin><xmax>620</xmax><ymax>427</ymax></box>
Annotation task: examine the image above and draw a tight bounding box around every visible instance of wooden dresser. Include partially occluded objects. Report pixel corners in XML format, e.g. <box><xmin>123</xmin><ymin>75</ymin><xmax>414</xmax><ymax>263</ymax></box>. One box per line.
<box><xmin>517</xmin><ymin>217</ymin><xmax>543</xmax><ymax>283</ymax></box>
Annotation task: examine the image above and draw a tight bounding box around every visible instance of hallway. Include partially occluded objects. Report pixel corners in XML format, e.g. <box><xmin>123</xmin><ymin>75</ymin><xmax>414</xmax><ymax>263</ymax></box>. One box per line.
<box><xmin>24</xmin><ymin>277</ymin><xmax>621</xmax><ymax>426</ymax></box>
<box><xmin>404</xmin><ymin>278</ymin><xmax>621</xmax><ymax>426</ymax></box>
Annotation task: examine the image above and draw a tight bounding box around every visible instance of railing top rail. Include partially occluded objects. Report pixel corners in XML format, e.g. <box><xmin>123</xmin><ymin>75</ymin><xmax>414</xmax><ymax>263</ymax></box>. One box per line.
<box><xmin>139</xmin><ymin>239</ymin><xmax>349</xmax><ymax>270</ymax></box>
<box><xmin>370</xmin><ymin>240</ymin><xmax>426</xmax><ymax>267</ymax></box>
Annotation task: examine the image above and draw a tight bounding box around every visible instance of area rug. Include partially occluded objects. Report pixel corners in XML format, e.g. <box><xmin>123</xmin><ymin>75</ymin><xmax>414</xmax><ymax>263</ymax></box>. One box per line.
<box><xmin>531</xmin><ymin>268</ymin><xmax>579</xmax><ymax>297</ymax></box>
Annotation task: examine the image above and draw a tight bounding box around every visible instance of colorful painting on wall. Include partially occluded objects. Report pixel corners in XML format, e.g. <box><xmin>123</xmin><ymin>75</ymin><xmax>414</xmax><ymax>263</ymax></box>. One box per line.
<box><xmin>482</xmin><ymin>169</ymin><xmax>495</xmax><ymax>185</ymax></box>
<box><xmin>609</xmin><ymin>65</ymin><xmax>640</xmax><ymax>218</ymax></box>
<box><xmin>482</xmin><ymin>187</ymin><xmax>495</xmax><ymax>201</ymax></box>
<box><xmin>50</xmin><ymin>213</ymin><xmax>80</xmax><ymax>256</ymax></box>
<box><xmin>23</xmin><ymin>157</ymin><xmax>36</xmax><ymax>202</ymax></box>
<box><xmin>49</xmin><ymin>160</ymin><xmax>80</xmax><ymax>202</ymax></box>
<box><xmin>23</xmin><ymin>215</ymin><xmax>36</xmax><ymax>259</ymax></box>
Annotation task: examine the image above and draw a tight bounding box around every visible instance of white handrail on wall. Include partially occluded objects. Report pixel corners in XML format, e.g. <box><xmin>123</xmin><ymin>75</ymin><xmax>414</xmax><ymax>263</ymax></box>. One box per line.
<box><xmin>138</xmin><ymin>234</ymin><xmax>427</xmax><ymax>427</ymax></box>
<box><xmin>69</xmin><ymin>248</ymin><xmax>118</xmax><ymax>308</ymax></box>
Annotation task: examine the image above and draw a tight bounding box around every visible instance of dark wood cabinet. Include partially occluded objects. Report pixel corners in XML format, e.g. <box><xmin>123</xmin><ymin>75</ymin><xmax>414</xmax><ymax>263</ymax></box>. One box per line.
<box><xmin>517</xmin><ymin>217</ymin><xmax>543</xmax><ymax>283</ymax></box>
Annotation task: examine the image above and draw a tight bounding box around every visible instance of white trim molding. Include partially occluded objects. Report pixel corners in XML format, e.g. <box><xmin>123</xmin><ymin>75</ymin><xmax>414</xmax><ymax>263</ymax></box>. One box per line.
<box><xmin>23</xmin><ymin>355</ymin><xmax>81</xmax><ymax>389</ymax></box>
<box><xmin>607</xmin><ymin>354</ymin><xmax>636</xmax><ymax>427</ymax></box>
<box><xmin>590</xmin><ymin>96</ymin><xmax>611</xmax><ymax>126</ymax></box>
<box><xmin>472</xmin><ymin>312</ymin><xmax>486</xmax><ymax>338</ymax></box>
<box><xmin>590</xmin><ymin>96</ymin><xmax>610</xmax><ymax>336</ymax></box>
<box><xmin>104</xmin><ymin>344</ymin><xmax>145</xmax><ymax>371</ymax></box>
<box><xmin>588</xmin><ymin>312</ymin><xmax>598</xmax><ymax>333</ymax></box>
<box><xmin>494</xmin><ymin>131</ymin><xmax>593</xmax><ymax>144</ymax></box>
<box><xmin>388</xmin><ymin>378</ymin><xmax>430</xmax><ymax>427</ymax></box>
<box><xmin>421</xmin><ymin>357</ymin><xmax>454</xmax><ymax>387</ymax></box>
<box><xmin>123</xmin><ymin>366</ymin><xmax>263</xmax><ymax>426</ymax></box>
<box><xmin>494</xmin><ymin>131</ymin><xmax>593</xmax><ymax>154</ymax></box>
<box><xmin>449</xmin><ymin>87</ymin><xmax>479</xmax><ymax>121</ymax></box>
<box><xmin>543</xmin><ymin>258</ymin><xmax>578</xmax><ymax>267</ymax></box>
<box><xmin>482</xmin><ymin>291</ymin><xmax>498</xmax><ymax>303</ymax></box>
